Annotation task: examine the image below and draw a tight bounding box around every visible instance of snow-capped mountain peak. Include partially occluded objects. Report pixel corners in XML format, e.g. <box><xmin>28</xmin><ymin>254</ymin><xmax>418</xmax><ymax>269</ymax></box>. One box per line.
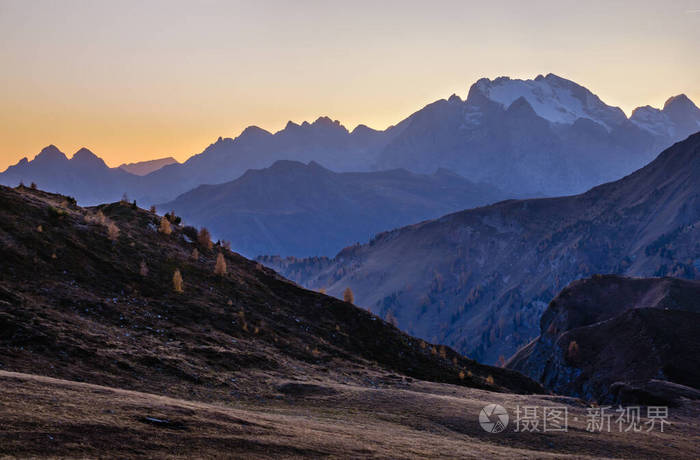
<box><xmin>469</xmin><ymin>73</ymin><xmax>627</xmax><ymax>130</ymax></box>
<box><xmin>631</xmin><ymin>94</ymin><xmax>700</xmax><ymax>140</ymax></box>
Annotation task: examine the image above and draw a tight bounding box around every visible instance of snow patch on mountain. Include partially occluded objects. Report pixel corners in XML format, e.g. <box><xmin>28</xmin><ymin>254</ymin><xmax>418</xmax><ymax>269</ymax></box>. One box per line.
<box><xmin>629</xmin><ymin>106</ymin><xmax>673</xmax><ymax>138</ymax></box>
<box><xmin>473</xmin><ymin>73</ymin><xmax>626</xmax><ymax>130</ymax></box>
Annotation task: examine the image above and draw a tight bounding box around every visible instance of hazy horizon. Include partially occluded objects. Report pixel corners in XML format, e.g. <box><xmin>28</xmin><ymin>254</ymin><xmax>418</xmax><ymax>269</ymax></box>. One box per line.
<box><xmin>1</xmin><ymin>0</ymin><xmax>699</xmax><ymax>169</ymax></box>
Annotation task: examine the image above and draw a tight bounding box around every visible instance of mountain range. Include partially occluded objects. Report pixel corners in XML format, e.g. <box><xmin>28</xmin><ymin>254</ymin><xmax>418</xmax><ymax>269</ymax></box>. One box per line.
<box><xmin>0</xmin><ymin>146</ymin><xmax>141</xmax><ymax>205</ymax></box>
<box><xmin>2</xmin><ymin>74</ymin><xmax>699</xmax><ymax>206</ymax></box>
<box><xmin>260</xmin><ymin>132</ymin><xmax>700</xmax><ymax>364</ymax></box>
<box><xmin>159</xmin><ymin>160</ymin><xmax>504</xmax><ymax>257</ymax></box>
<box><xmin>2</xmin><ymin>180</ymin><xmax>699</xmax><ymax>458</ymax></box>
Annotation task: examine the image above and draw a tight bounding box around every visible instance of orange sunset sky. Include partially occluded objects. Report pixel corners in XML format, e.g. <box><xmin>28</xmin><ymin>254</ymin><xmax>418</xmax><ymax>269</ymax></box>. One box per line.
<box><xmin>1</xmin><ymin>0</ymin><xmax>699</xmax><ymax>170</ymax></box>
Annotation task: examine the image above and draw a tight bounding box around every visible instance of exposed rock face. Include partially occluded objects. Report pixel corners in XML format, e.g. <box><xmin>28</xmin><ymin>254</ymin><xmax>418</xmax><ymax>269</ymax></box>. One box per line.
<box><xmin>507</xmin><ymin>275</ymin><xmax>700</xmax><ymax>405</ymax></box>
<box><xmin>261</xmin><ymin>133</ymin><xmax>700</xmax><ymax>364</ymax></box>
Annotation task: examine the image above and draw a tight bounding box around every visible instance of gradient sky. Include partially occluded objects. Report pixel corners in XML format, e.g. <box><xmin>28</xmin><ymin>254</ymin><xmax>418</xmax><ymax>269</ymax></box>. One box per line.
<box><xmin>1</xmin><ymin>0</ymin><xmax>699</xmax><ymax>170</ymax></box>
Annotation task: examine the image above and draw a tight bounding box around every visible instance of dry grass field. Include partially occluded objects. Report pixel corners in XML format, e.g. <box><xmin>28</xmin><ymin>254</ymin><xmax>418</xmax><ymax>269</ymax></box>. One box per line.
<box><xmin>1</xmin><ymin>370</ymin><xmax>698</xmax><ymax>459</ymax></box>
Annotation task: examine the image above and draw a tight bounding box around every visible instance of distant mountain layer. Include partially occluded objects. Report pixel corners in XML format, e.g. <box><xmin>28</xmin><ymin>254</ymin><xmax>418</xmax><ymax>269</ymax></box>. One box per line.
<box><xmin>160</xmin><ymin>160</ymin><xmax>505</xmax><ymax>257</ymax></box>
<box><xmin>119</xmin><ymin>157</ymin><xmax>178</xmax><ymax>176</ymax></box>
<box><xmin>0</xmin><ymin>146</ymin><xmax>141</xmax><ymax>205</ymax></box>
<box><xmin>2</xmin><ymin>74</ymin><xmax>699</xmax><ymax>205</ymax></box>
<box><xmin>507</xmin><ymin>275</ymin><xmax>700</xmax><ymax>405</ymax></box>
<box><xmin>260</xmin><ymin>133</ymin><xmax>700</xmax><ymax>364</ymax></box>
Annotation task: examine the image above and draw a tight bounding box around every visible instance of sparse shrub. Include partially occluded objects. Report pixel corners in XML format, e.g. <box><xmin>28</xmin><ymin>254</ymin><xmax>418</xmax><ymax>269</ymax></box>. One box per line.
<box><xmin>51</xmin><ymin>252</ymin><xmax>57</xmax><ymax>259</ymax></box>
<box><xmin>107</xmin><ymin>222</ymin><xmax>120</xmax><ymax>241</ymax></box>
<box><xmin>30</xmin><ymin>182</ymin><xmax>37</xmax><ymax>190</ymax></box>
<box><xmin>139</xmin><ymin>261</ymin><xmax>148</xmax><ymax>277</ymax></box>
<box><xmin>86</xmin><ymin>210</ymin><xmax>106</xmax><ymax>225</ymax></box>
<box><xmin>173</xmin><ymin>269</ymin><xmax>184</xmax><ymax>293</ymax></box>
<box><xmin>95</xmin><ymin>210</ymin><xmax>106</xmax><ymax>225</ymax></box>
<box><xmin>343</xmin><ymin>287</ymin><xmax>354</xmax><ymax>304</ymax></box>
<box><xmin>183</xmin><ymin>225</ymin><xmax>198</xmax><ymax>241</ymax></box>
<box><xmin>226</xmin><ymin>299</ymin><xmax>233</xmax><ymax>306</ymax></box>
<box><xmin>486</xmin><ymin>375</ymin><xmax>495</xmax><ymax>385</ymax></box>
<box><xmin>567</xmin><ymin>340</ymin><xmax>580</xmax><ymax>361</ymax></box>
<box><xmin>191</xmin><ymin>248</ymin><xmax>199</xmax><ymax>261</ymax></box>
<box><xmin>458</xmin><ymin>370</ymin><xmax>465</xmax><ymax>380</ymax></box>
<box><xmin>198</xmin><ymin>227</ymin><xmax>212</xmax><ymax>250</ymax></box>
<box><xmin>159</xmin><ymin>216</ymin><xmax>172</xmax><ymax>235</ymax></box>
<box><xmin>214</xmin><ymin>252</ymin><xmax>227</xmax><ymax>276</ymax></box>
<box><xmin>48</xmin><ymin>206</ymin><xmax>67</xmax><ymax>219</ymax></box>
<box><xmin>149</xmin><ymin>205</ymin><xmax>156</xmax><ymax>214</ymax></box>
<box><xmin>36</xmin><ymin>225</ymin><xmax>43</xmax><ymax>233</ymax></box>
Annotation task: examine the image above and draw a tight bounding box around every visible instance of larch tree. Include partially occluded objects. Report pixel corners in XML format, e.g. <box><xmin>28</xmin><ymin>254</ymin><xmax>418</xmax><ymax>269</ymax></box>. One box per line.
<box><xmin>173</xmin><ymin>269</ymin><xmax>184</xmax><ymax>293</ymax></box>
<box><xmin>159</xmin><ymin>216</ymin><xmax>172</xmax><ymax>235</ymax></box>
<box><xmin>343</xmin><ymin>287</ymin><xmax>354</xmax><ymax>304</ymax></box>
<box><xmin>214</xmin><ymin>252</ymin><xmax>227</xmax><ymax>276</ymax></box>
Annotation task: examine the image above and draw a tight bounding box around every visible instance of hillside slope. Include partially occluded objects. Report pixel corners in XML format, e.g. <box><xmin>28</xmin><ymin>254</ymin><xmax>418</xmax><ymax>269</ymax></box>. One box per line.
<box><xmin>0</xmin><ymin>184</ymin><xmax>540</xmax><ymax>400</ymax></box>
<box><xmin>507</xmin><ymin>275</ymin><xmax>700</xmax><ymax>405</ymax></box>
<box><xmin>160</xmin><ymin>161</ymin><xmax>504</xmax><ymax>257</ymax></box>
<box><xmin>262</xmin><ymin>132</ymin><xmax>700</xmax><ymax>364</ymax></box>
